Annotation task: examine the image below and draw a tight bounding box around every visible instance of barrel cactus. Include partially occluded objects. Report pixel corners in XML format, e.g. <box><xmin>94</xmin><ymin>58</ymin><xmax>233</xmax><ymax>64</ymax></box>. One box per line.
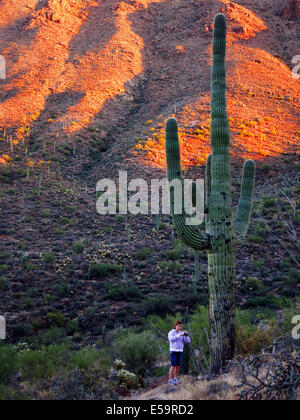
<box><xmin>165</xmin><ymin>14</ymin><xmax>255</xmax><ymax>375</ymax></box>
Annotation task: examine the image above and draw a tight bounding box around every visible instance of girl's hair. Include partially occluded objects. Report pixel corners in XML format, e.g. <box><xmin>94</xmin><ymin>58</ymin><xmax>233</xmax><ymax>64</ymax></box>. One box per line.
<box><xmin>174</xmin><ymin>320</ymin><xmax>182</xmax><ymax>328</ymax></box>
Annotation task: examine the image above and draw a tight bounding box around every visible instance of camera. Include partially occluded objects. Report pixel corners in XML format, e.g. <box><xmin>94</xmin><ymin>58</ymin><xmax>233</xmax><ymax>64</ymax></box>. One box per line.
<box><xmin>183</xmin><ymin>332</ymin><xmax>189</xmax><ymax>337</ymax></box>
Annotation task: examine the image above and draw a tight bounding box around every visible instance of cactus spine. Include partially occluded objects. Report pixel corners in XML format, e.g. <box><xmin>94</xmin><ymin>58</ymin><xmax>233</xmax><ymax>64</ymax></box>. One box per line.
<box><xmin>165</xmin><ymin>14</ymin><xmax>255</xmax><ymax>375</ymax></box>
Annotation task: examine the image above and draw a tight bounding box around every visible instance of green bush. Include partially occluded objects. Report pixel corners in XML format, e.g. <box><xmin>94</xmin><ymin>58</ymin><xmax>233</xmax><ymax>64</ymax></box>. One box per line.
<box><xmin>0</xmin><ymin>277</ymin><xmax>7</xmax><ymax>290</ymax></box>
<box><xmin>143</xmin><ymin>294</ymin><xmax>173</xmax><ymax>316</ymax></box>
<box><xmin>251</xmin><ymin>259</ymin><xmax>264</xmax><ymax>269</ymax></box>
<box><xmin>68</xmin><ymin>347</ymin><xmax>100</xmax><ymax>370</ymax></box>
<box><xmin>18</xmin><ymin>343</ymin><xmax>69</xmax><ymax>381</ymax></box>
<box><xmin>158</xmin><ymin>222</ymin><xmax>167</xmax><ymax>230</ymax></box>
<box><xmin>285</xmin><ymin>268</ymin><xmax>300</xmax><ymax>286</ymax></box>
<box><xmin>245</xmin><ymin>277</ymin><xmax>264</xmax><ymax>291</ymax></box>
<box><xmin>66</xmin><ymin>319</ymin><xmax>79</xmax><ymax>335</ymax></box>
<box><xmin>73</xmin><ymin>243</ymin><xmax>85</xmax><ymax>254</ymax></box>
<box><xmin>46</xmin><ymin>368</ymin><xmax>117</xmax><ymax>400</ymax></box>
<box><xmin>47</xmin><ymin>312</ymin><xmax>66</xmax><ymax>327</ymax></box>
<box><xmin>113</xmin><ymin>330</ymin><xmax>158</xmax><ymax>376</ymax></box>
<box><xmin>236</xmin><ymin>324</ymin><xmax>273</xmax><ymax>356</ymax></box>
<box><xmin>51</xmin><ymin>281</ymin><xmax>70</xmax><ymax>297</ymax></box>
<box><xmin>252</xmin><ymin>220</ymin><xmax>268</xmax><ymax>236</ymax></box>
<box><xmin>90</xmin><ymin>263</ymin><xmax>122</xmax><ymax>278</ymax></box>
<box><xmin>135</xmin><ymin>248</ymin><xmax>154</xmax><ymax>260</ymax></box>
<box><xmin>249</xmin><ymin>234</ymin><xmax>264</xmax><ymax>243</ymax></box>
<box><xmin>42</xmin><ymin>251</ymin><xmax>55</xmax><ymax>265</ymax></box>
<box><xmin>23</xmin><ymin>298</ymin><xmax>34</xmax><ymax>309</ymax></box>
<box><xmin>105</xmin><ymin>283</ymin><xmax>143</xmax><ymax>301</ymax></box>
<box><xmin>262</xmin><ymin>197</ymin><xmax>276</xmax><ymax>208</ymax></box>
<box><xmin>244</xmin><ymin>295</ymin><xmax>290</xmax><ymax>310</ymax></box>
<box><xmin>165</xmin><ymin>248</ymin><xmax>183</xmax><ymax>260</ymax></box>
<box><xmin>42</xmin><ymin>327</ymin><xmax>67</xmax><ymax>346</ymax></box>
<box><xmin>158</xmin><ymin>260</ymin><xmax>180</xmax><ymax>273</ymax></box>
<box><xmin>41</xmin><ymin>209</ymin><xmax>50</xmax><ymax>217</ymax></box>
<box><xmin>0</xmin><ymin>345</ymin><xmax>18</xmax><ymax>384</ymax></box>
<box><xmin>0</xmin><ymin>384</ymin><xmax>26</xmax><ymax>400</ymax></box>
<box><xmin>0</xmin><ymin>264</ymin><xmax>8</xmax><ymax>272</ymax></box>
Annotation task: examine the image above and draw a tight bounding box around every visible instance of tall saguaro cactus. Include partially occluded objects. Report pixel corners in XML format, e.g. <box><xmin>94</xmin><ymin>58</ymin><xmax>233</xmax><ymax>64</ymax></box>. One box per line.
<box><xmin>165</xmin><ymin>14</ymin><xmax>255</xmax><ymax>375</ymax></box>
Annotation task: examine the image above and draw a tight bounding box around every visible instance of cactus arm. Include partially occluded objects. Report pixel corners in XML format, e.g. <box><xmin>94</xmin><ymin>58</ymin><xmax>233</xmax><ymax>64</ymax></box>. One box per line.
<box><xmin>234</xmin><ymin>159</ymin><xmax>256</xmax><ymax>242</ymax></box>
<box><xmin>165</xmin><ymin>117</ymin><xmax>210</xmax><ymax>250</ymax></box>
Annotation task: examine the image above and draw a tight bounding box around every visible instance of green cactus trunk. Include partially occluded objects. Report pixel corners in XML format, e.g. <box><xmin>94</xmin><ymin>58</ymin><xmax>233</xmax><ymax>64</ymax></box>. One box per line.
<box><xmin>207</xmin><ymin>13</ymin><xmax>236</xmax><ymax>374</ymax></box>
<box><xmin>165</xmin><ymin>14</ymin><xmax>255</xmax><ymax>375</ymax></box>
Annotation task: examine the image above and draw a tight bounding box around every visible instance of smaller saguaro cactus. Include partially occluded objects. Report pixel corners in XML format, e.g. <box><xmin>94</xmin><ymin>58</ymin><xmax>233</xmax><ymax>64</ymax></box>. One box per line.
<box><xmin>165</xmin><ymin>14</ymin><xmax>255</xmax><ymax>375</ymax></box>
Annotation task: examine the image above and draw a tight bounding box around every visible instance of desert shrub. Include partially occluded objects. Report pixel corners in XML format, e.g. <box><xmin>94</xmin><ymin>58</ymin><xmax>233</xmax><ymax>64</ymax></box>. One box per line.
<box><xmin>47</xmin><ymin>312</ymin><xmax>66</xmax><ymax>327</ymax></box>
<box><xmin>158</xmin><ymin>222</ymin><xmax>167</xmax><ymax>230</ymax></box>
<box><xmin>285</xmin><ymin>268</ymin><xmax>300</xmax><ymax>286</ymax></box>
<box><xmin>275</xmin><ymin>296</ymin><xmax>294</xmax><ymax>309</ymax></box>
<box><xmin>41</xmin><ymin>209</ymin><xmax>50</xmax><ymax>217</ymax></box>
<box><xmin>245</xmin><ymin>277</ymin><xmax>264</xmax><ymax>291</ymax></box>
<box><xmin>46</xmin><ymin>368</ymin><xmax>117</xmax><ymax>400</ymax></box>
<box><xmin>143</xmin><ymin>294</ymin><xmax>174</xmax><ymax>316</ymax></box>
<box><xmin>244</xmin><ymin>295</ymin><xmax>278</xmax><ymax>310</ymax></box>
<box><xmin>66</xmin><ymin>205</ymin><xmax>76</xmax><ymax>213</ymax></box>
<box><xmin>251</xmin><ymin>259</ymin><xmax>264</xmax><ymax>269</ymax></box>
<box><xmin>135</xmin><ymin>247</ymin><xmax>154</xmax><ymax>260</ymax></box>
<box><xmin>0</xmin><ymin>277</ymin><xmax>7</xmax><ymax>290</ymax></box>
<box><xmin>66</xmin><ymin>319</ymin><xmax>79</xmax><ymax>335</ymax></box>
<box><xmin>252</xmin><ymin>220</ymin><xmax>268</xmax><ymax>236</ymax></box>
<box><xmin>18</xmin><ymin>343</ymin><xmax>69</xmax><ymax>381</ymax></box>
<box><xmin>165</xmin><ymin>248</ymin><xmax>183</xmax><ymax>260</ymax></box>
<box><xmin>60</xmin><ymin>217</ymin><xmax>71</xmax><ymax>225</ymax></box>
<box><xmin>43</xmin><ymin>294</ymin><xmax>56</xmax><ymax>304</ymax></box>
<box><xmin>105</xmin><ymin>283</ymin><xmax>142</xmax><ymax>301</ymax></box>
<box><xmin>0</xmin><ymin>345</ymin><xmax>18</xmax><ymax>384</ymax></box>
<box><xmin>90</xmin><ymin>263</ymin><xmax>122</xmax><ymax>278</ymax></box>
<box><xmin>73</xmin><ymin>243</ymin><xmax>85</xmax><ymax>254</ymax></box>
<box><xmin>262</xmin><ymin>197</ymin><xmax>276</xmax><ymax>208</ymax></box>
<box><xmin>235</xmin><ymin>325</ymin><xmax>273</xmax><ymax>356</ymax></box>
<box><xmin>0</xmin><ymin>384</ymin><xmax>26</xmax><ymax>400</ymax></box>
<box><xmin>158</xmin><ymin>260</ymin><xmax>180</xmax><ymax>273</ymax></box>
<box><xmin>0</xmin><ymin>251</ymin><xmax>9</xmax><ymax>260</ymax></box>
<box><xmin>51</xmin><ymin>281</ymin><xmax>70</xmax><ymax>297</ymax></box>
<box><xmin>180</xmin><ymin>289</ymin><xmax>208</xmax><ymax>307</ymax></box>
<box><xmin>23</xmin><ymin>298</ymin><xmax>34</xmax><ymax>309</ymax></box>
<box><xmin>68</xmin><ymin>347</ymin><xmax>100</xmax><ymax>371</ymax></box>
<box><xmin>113</xmin><ymin>330</ymin><xmax>158</xmax><ymax>376</ymax></box>
<box><xmin>249</xmin><ymin>234</ymin><xmax>264</xmax><ymax>243</ymax></box>
<box><xmin>42</xmin><ymin>251</ymin><xmax>55</xmax><ymax>264</ymax></box>
<box><xmin>42</xmin><ymin>327</ymin><xmax>67</xmax><ymax>346</ymax></box>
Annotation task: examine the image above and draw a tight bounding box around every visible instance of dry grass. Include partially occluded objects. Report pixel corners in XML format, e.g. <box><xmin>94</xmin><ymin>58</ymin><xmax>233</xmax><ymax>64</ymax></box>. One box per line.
<box><xmin>130</xmin><ymin>374</ymin><xmax>240</xmax><ymax>400</ymax></box>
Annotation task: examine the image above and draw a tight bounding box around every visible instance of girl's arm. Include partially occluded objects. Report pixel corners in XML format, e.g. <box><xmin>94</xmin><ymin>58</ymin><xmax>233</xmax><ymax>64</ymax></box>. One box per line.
<box><xmin>168</xmin><ymin>330</ymin><xmax>178</xmax><ymax>342</ymax></box>
<box><xmin>183</xmin><ymin>335</ymin><xmax>191</xmax><ymax>344</ymax></box>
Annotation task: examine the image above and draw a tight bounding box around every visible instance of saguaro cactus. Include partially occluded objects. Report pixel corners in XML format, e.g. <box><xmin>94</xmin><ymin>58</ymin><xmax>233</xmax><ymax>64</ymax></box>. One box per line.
<box><xmin>165</xmin><ymin>14</ymin><xmax>255</xmax><ymax>375</ymax></box>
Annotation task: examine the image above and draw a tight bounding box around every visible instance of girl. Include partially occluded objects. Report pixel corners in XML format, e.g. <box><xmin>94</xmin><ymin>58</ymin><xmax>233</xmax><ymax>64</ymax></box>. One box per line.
<box><xmin>168</xmin><ymin>320</ymin><xmax>190</xmax><ymax>385</ymax></box>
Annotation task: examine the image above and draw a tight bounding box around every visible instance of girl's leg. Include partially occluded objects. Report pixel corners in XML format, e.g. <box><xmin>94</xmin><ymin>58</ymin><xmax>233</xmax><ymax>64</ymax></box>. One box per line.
<box><xmin>174</xmin><ymin>365</ymin><xmax>180</xmax><ymax>378</ymax></box>
<box><xmin>169</xmin><ymin>366</ymin><xmax>175</xmax><ymax>380</ymax></box>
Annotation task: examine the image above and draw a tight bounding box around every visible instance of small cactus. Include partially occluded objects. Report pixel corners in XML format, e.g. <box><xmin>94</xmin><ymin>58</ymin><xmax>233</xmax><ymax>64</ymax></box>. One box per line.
<box><xmin>165</xmin><ymin>14</ymin><xmax>255</xmax><ymax>375</ymax></box>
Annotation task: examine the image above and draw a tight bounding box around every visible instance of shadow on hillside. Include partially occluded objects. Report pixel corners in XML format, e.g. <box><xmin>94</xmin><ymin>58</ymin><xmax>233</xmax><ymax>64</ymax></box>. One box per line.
<box><xmin>66</xmin><ymin>0</ymin><xmax>117</xmax><ymax>64</ymax></box>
